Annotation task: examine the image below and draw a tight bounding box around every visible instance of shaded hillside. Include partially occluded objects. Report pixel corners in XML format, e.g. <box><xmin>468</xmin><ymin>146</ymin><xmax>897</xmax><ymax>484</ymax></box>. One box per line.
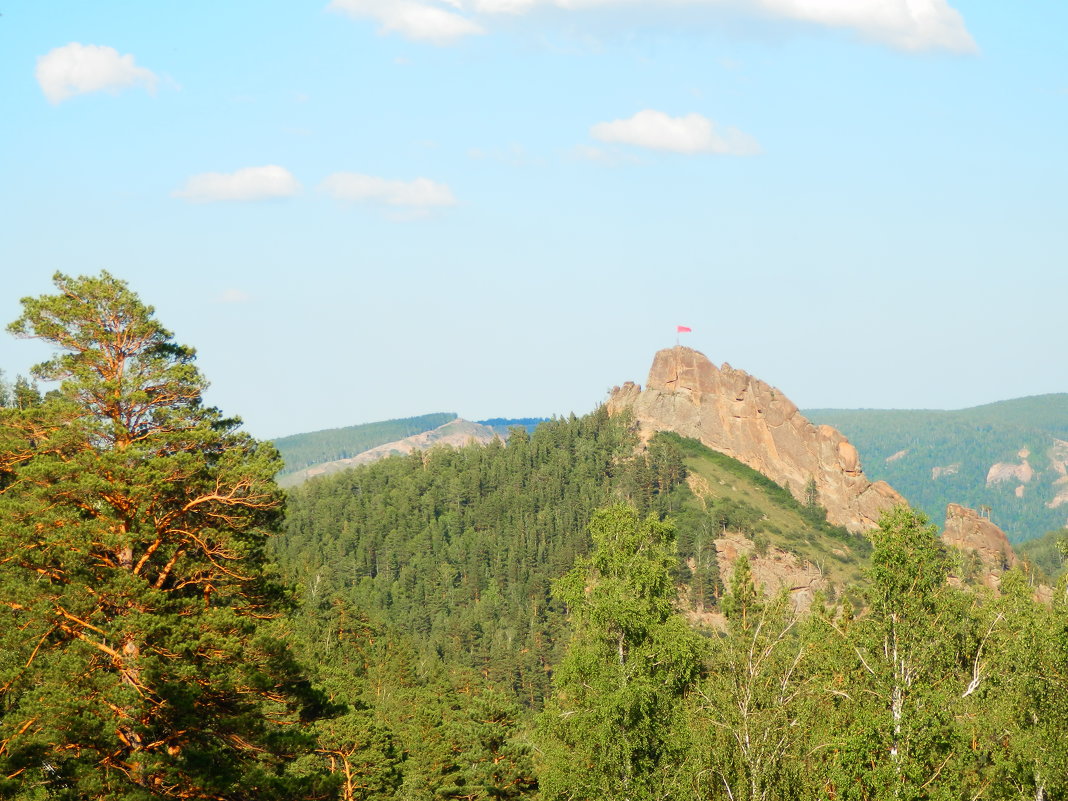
<box><xmin>272</xmin><ymin>412</ymin><xmax>457</xmax><ymax>475</ymax></box>
<box><xmin>806</xmin><ymin>394</ymin><xmax>1068</xmax><ymax>543</ymax></box>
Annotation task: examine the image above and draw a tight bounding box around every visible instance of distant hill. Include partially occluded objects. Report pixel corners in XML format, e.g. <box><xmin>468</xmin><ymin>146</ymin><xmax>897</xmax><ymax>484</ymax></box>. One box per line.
<box><xmin>476</xmin><ymin>417</ymin><xmax>549</xmax><ymax>437</ymax></box>
<box><xmin>272</xmin><ymin>412</ymin><xmax>457</xmax><ymax>476</ymax></box>
<box><xmin>805</xmin><ymin>394</ymin><xmax>1068</xmax><ymax>543</ymax></box>
<box><xmin>278</xmin><ymin>418</ymin><xmax>500</xmax><ymax>488</ymax></box>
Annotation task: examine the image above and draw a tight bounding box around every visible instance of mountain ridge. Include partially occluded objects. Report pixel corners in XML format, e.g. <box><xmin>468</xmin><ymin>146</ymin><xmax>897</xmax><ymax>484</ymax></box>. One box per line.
<box><xmin>806</xmin><ymin>394</ymin><xmax>1068</xmax><ymax>542</ymax></box>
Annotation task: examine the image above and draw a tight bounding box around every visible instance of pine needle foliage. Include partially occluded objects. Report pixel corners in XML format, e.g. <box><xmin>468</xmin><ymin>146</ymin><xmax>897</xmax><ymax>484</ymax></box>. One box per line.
<box><xmin>0</xmin><ymin>272</ymin><xmax>333</xmax><ymax>800</ymax></box>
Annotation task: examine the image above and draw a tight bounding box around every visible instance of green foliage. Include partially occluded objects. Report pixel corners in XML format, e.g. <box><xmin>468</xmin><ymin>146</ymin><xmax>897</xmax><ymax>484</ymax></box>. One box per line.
<box><xmin>685</xmin><ymin>570</ymin><xmax>813</xmax><ymax>801</ymax></box>
<box><xmin>277</xmin><ymin>410</ymin><xmax>693</xmax><ymax>708</ymax></box>
<box><xmin>536</xmin><ymin>506</ymin><xmax>705</xmax><ymax>801</ymax></box>
<box><xmin>273</xmin><ymin>413</ymin><xmax>459</xmax><ymax>476</ymax></box>
<box><xmin>286</xmin><ymin>604</ymin><xmax>535</xmax><ymax>801</ymax></box>
<box><xmin>973</xmin><ymin>569</ymin><xmax>1068</xmax><ymax>800</ymax></box>
<box><xmin>809</xmin><ymin>506</ymin><xmax>980</xmax><ymax>800</ymax></box>
<box><xmin>1016</xmin><ymin>527</ymin><xmax>1068</xmax><ymax>582</ymax></box>
<box><xmin>0</xmin><ymin>272</ymin><xmax>332</xmax><ymax>800</ymax></box>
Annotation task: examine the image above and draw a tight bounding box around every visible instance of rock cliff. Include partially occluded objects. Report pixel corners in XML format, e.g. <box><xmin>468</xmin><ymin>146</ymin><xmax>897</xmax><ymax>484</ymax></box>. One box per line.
<box><xmin>942</xmin><ymin>503</ymin><xmax>1018</xmax><ymax>590</ymax></box>
<box><xmin>607</xmin><ymin>346</ymin><xmax>903</xmax><ymax>532</ymax></box>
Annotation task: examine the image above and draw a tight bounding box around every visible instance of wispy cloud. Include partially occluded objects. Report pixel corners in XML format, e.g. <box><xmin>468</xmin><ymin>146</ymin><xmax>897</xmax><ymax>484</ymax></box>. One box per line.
<box><xmin>36</xmin><ymin>43</ymin><xmax>158</xmax><ymax>104</ymax></box>
<box><xmin>320</xmin><ymin>173</ymin><xmax>457</xmax><ymax>208</ymax></box>
<box><xmin>570</xmin><ymin>144</ymin><xmax>641</xmax><ymax>166</ymax></box>
<box><xmin>328</xmin><ymin>0</ymin><xmax>484</xmax><ymax>44</ymax></box>
<box><xmin>467</xmin><ymin>143</ymin><xmax>542</xmax><ymax>166</ymax></box>
<box><xmin>216</xmin><ymin>289</ymin><xmax>252</xmax><ymax>304</ymax></box>
<box><xmin>373</xmin><ymin>0</ymin><xmax>975</xmax><ymax>52</ymax></box>
<box><xmin>590</xmin><ymin>110</ymin><xmax>761</xmax><ymax>155</ymax></box>
<box><xmin>173</xmin><ymin>166</ymin><xmax>301</xmax><ymax>203</ymax></box>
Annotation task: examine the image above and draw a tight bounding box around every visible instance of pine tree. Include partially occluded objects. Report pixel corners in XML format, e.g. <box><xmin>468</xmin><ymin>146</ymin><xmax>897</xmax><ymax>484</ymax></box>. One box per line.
<box><xmin>0</xmin><ymin>272</ymin><xmax>333</xmax><ymax>799</ymax></box>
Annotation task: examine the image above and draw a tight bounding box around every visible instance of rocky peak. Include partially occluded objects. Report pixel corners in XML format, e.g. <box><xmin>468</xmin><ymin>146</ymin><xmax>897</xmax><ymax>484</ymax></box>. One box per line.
<box><xmin>607</xmin><ymin>346</ymin><xmax>903</xmax><ymax>532</ymax></box>
<box><xmin>942</xmin><ymin>503</ymin><xmax>1019</xmax><ymax>590</ymax></box>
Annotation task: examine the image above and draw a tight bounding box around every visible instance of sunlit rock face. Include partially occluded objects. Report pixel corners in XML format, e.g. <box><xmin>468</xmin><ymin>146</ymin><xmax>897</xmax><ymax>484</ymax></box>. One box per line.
<box><xmin>607</xmin><ymin>346</ymin><xmax>904</xmax><ymax>532</ymax></box>
<box><xmin>942</xmin><ymin>503</ymin><xmax>1019</xmax><ymax>590</ymax></box>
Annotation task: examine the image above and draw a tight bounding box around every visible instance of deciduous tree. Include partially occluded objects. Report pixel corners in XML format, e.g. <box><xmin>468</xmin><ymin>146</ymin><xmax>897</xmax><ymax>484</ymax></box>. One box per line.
<box><xmin>536</xmin><ymin>505</ymin><xmax>704</xmax><ymax>801</ymax></box>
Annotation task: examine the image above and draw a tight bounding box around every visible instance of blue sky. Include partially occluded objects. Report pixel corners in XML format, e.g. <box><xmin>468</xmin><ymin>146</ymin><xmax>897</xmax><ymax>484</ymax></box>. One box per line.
<box><xmin>2</xmin><ymin>0</ymin><xmax>1065</xmax><ymax>439</ymax></box>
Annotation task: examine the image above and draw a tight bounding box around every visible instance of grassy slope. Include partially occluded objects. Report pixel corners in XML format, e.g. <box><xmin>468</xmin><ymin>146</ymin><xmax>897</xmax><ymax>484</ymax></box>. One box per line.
<box><xmin>663</xmin><ymin>433</ymin><xmax>872</xmax><ymax>591</ymax></box>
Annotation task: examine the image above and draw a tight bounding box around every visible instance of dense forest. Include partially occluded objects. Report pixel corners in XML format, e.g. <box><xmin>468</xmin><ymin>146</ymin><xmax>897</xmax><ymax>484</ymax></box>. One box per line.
<box><xmin>1</xmin><ymin>273</ymin><xmax>1067</xmax><ymax>800</ymax></box>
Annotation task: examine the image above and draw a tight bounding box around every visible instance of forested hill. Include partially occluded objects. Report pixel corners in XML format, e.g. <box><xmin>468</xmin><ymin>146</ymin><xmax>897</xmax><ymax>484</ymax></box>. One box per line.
<box><xmin>277</xmin><ymin>409</ymin><xmax>684</xmax><ymax>706</ymax></box>
<box><xmin>272</xmin><ymin>412</ymin><xmax>457</xmax><ymax>475</ymax></box>
<box><xmin>275</xmin><ymin>409</ymin><xmax>877</xmax><ymax>708</ymax></box>
<box><xmin>806</xmin><ymin>394</ymin><xmax>1068</xmax><ymax>543</ymax></box>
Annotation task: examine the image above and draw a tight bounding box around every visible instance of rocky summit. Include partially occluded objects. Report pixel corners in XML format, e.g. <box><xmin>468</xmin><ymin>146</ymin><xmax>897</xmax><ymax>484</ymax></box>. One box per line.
<box><xmin>607</xmin><ymin>346</ymin><xmax>903</xmax><ymax>532</ymax></box>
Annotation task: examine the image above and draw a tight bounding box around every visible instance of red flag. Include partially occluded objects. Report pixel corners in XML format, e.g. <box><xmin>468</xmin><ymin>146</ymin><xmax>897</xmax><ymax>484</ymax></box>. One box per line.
<box><xmin>676</xmin><ymin>325</ymin><xmax>692</xmax><ymax>333</ymax></box>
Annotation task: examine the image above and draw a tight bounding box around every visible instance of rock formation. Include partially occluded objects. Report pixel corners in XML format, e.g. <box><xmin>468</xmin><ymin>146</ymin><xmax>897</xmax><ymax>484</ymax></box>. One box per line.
<box><xmin>715</xmin><ymin>532</ymin><xmax>828</xmax><ymax>611</ymax></box>
<box><xmin>942</xmin><ymin>503</ymin><xmax>1018</xmax><ymax>590</ymax></box>
<box><xmin>607</xmin><ymin>346</ymin><xmax>903</xmax><ymax>532</ymax></box>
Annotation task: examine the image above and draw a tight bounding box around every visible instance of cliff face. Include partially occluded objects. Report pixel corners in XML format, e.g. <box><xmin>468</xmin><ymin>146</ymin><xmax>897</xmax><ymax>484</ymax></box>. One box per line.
<box><xmin>607</xmin><ymin>347</ymin><xmax>903</xmax><ymax>532</ymax></box>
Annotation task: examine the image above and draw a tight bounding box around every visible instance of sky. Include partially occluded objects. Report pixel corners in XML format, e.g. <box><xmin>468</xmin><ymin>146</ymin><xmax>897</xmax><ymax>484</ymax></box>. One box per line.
<box><xmin>1</xmin><ymin>0</ymin><xmax>1065</xmax><ymax>440</ymax></box>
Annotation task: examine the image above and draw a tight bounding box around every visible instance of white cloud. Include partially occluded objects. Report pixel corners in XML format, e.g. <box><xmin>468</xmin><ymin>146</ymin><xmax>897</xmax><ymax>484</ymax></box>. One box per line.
<box><xmin>570</xmin><ymin>144</ymin><xmax>641</xmax><ymax>166</ymax></box>
<box><xmin>321</xmin><ymin>173</ymin><xmax>457</xmax><ymax>207</ymax></box>
<box><xmin>756</xmin><ymin>0</ymin><xmax>976</xmax><ymax>52</ymax></box>
<box><xmin>590</xmin><ymin>110</ymin><xmax>760</xmax><ymax>155</ymax></box>
<box><xmin>467</xmin><ymin>0</ymin><xmax>976</xmax><ymax>53</ymax></box>
<box><xmin>36</xmin><ymin>43</ymin><xmax>158</xmax><ymax>104</ymax></box>
<box><xmin>173</xmin><ymin>166</ymin><xmax>301</xmax><ymax>203</ymax></box>
<box><xmin>328</xmin><ymin>0</ymin><xmax>483</xmax><ymax>43</ymax></box>
<box><xmin>217</xmin><ymin>289</ymin><xmax>252</xmax><ymax>304</ymax></box>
